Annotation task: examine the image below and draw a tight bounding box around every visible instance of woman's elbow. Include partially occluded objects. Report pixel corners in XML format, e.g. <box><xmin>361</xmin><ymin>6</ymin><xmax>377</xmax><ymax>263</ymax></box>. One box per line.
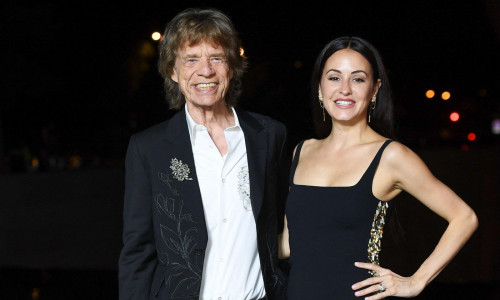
<box><xmin>458</xmin><ymin>206</ymin><xmax>479</xmax><ymax>235</ymax></box>
<box><xmin>468</xmin><ymin>209</ymin><xmax>479</xmax><ymax>232</ymax></box>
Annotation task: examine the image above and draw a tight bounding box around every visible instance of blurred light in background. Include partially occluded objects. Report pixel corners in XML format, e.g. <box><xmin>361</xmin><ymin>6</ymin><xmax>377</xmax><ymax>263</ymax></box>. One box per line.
<box><xmin>439</xmin><ymin>128</ymin><xmax>451</xmax><ymax>140</ymax></box>
<box><xmin>450</xmin><ymin>112</ymin><xmax>460</xmax><ymax>122</ymax></box>
<box><xmin>31</xmin><ymin>158</ymin><xmax>39</xmax><ymax>168</ymax></box>
<box><xmin>425</xmin><ymin>89</ymin><xmax>435</xmax><ymax>99</ymax></box>
<box><xmin>293</xmin><ymin>60</ymin><xmax>303</xmax><ymax>69</ymax></box>
<box><xmin>492</xmin><ymin>118</ymin><xmax>500</xmax><ymax>135</ymax></box>
<box><xmin>151</xmin><ymin>32</ymin><xmax>161</xmax><ymax>41</ymax></box>
<box><xmin>478</xmin><ymin>88</ymin><xmax>488</xmax><ymax>97</ymax></box>
<box><xmin>32</xmin><ymin>288</ymin><xmax>40</xmax><ymax>300</ymax></box>
<box><xmin>467</xmin><ymin>132</ymin><xmax>476</xmax><ymax>141</ymax></box>
<box><xmin>239</xmin><ymin>47</ymin><xmax>245</xmax><ymax>57</ymax></box>
<box><xmin>441</xmin><ymin>91</ymin><xmax>451</xmax><ymax>100</ymax></box>
<box><xmin>68</xmin><ymin>155</ymin><xmax>82</xmax><ymax>170</ymax></box>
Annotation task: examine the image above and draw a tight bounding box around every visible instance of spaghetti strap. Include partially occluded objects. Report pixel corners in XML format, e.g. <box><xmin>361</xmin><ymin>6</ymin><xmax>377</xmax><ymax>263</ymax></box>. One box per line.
<box><xmin>358</xmin><ymin>139</ymin><xmax>393</xmax><ymax>186</ymax></box>
<box><xmin>289</xmin><ymin>140</ymin><xmax>306</xmax><ymax>186</ymax></box>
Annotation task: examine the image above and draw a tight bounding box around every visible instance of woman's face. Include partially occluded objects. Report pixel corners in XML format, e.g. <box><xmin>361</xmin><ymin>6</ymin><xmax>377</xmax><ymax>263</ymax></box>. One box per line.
<box><xmin>319</xmin><ymin>48</ymin><xmax>380</xmax><ymax>124</ymax></box>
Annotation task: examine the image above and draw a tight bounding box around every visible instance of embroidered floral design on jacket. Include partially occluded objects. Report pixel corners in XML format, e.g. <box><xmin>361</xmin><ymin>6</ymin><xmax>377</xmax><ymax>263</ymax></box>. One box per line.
<box><xmin>170</xmin><ymin>158</ymin><xmax>193</xmax><ymax>181</ymax></box>
<box><xmin>237</xmin><ymin>166</ymin><xmax>252</xmax><ymax>211</ymax></box>
<box><xmin>156</xmin><ymin>171</ymin><xmax>201</xmax><ymax>297</ymax></box>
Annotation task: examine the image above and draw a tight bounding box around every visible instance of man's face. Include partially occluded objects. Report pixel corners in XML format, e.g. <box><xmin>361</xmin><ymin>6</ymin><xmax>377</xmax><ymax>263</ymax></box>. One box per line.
<box><xmin>171</xmin><ymin>41</ymin><xmax>233</xmax><ymax>109</ymax></box>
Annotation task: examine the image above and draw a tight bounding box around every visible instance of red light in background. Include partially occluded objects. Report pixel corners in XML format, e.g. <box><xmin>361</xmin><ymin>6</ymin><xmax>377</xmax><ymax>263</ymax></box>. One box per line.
<box><xmin>450</xmin><ymin>112</ymin><xmax>460</xmax><ymax>122</ymax></box>
<box><xmin>467</xmin><ymin>133</ymin><xmax>476</xmax><ymax>141</ymax></box>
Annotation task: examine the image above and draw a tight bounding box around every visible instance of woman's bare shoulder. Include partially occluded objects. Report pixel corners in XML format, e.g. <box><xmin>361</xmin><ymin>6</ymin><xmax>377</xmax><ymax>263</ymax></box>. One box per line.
<box><xmin>381</xmin><ymin>141</ymin><xmax>431</xmax><ymax>177</ymax></box>
<box><xmin>293</xmin><ymin>138</ymin><xmax>320</xmax><ymax>157</ymax></box>
<box><xmin>383</xmin><ymin>141</ymin><xmax>416</xmax><ymax>162</ymax></box>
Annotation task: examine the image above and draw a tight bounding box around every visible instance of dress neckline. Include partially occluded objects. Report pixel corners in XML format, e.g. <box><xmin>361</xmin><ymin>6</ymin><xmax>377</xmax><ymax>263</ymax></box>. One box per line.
<box><xmin>290</xmin><ymin>139</ymin><xmax>393</xmax><ymax>189</ymax></box>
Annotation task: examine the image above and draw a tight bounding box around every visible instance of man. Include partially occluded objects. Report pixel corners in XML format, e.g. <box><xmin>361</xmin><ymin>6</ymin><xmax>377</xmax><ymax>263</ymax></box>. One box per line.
<box><xmin>118</xmin><ymin>8</ymin><xmax>288</xmax><ymax>300</ymax></box>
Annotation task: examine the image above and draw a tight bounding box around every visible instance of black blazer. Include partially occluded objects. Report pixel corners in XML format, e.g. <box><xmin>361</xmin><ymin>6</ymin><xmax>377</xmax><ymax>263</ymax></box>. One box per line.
<box><xmin>119</xmin><ymin>108</ymin><xmax>288</xmax><ymax>300</ymax></box>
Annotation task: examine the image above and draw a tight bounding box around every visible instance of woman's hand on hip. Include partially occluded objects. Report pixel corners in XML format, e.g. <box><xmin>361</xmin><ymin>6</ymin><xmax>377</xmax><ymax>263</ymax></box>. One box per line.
<box><xmin>352</xmin><ymin>262</ymin><xmax>424</xmax><ymax>299</ymax></box>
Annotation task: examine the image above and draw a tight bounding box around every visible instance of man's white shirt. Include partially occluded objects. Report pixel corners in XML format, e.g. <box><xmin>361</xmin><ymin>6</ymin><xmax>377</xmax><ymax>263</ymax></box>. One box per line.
<box><xmin>185</xmin><ymin>105</ymin><xmax>265</xmax><ymax>300</ymax></box>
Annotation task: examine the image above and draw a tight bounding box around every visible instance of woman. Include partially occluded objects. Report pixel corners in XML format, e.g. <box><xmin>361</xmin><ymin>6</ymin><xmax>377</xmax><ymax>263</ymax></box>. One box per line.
<box><xmin>279</xmin><ymin>37</ymin><xmax>478</xmax><ymax>299</ymax></box>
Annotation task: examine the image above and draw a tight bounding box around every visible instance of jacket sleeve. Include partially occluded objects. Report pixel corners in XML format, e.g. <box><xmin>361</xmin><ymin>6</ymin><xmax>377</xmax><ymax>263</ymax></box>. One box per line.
<box><xmin>269</xmin><ymin>121</ymin><xmax>290</xmax><ymax>299</ymax></box>
<box><xmin>276</xmin><ymin>122</ymin><xmax>290</xmax><ymax>234</ymax></box>
<box><xmin>119</xmin><ymin>135</ymin><xmax>157</xmax><ymax>300</ymax></box>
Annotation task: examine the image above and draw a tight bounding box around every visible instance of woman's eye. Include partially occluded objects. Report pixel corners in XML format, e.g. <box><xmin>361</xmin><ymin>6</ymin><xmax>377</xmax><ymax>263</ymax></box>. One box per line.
<box><xmin>328</xmin><ymin>76</ymin><xmax>340</xmax><ymax>81</ymax></box>
<box><xmin>353</xmin><ymin>78</ymin><xmax>365</xmax><ymax>83</ymax></box>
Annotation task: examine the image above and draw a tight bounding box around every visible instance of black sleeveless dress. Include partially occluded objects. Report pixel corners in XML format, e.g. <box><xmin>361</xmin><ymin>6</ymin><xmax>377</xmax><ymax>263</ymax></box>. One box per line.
<box><xmin>285</xmin><ymin>140</ymin><xmax>393</xmax><ymax>299</ymax></box>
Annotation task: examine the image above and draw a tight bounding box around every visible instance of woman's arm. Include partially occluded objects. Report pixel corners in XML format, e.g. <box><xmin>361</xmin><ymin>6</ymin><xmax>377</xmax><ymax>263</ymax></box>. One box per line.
<box><xmin>278</xmin><ymin>215</ymin><xmax>291</xmax><ymax>259</ymax></box>
<box><xmin>278</xmin><ymin>142</ymin><xmax>302</xmax><ymax>260</ymax></box>
<box><xmin>353</xmin><ymin>142</ymin><xmax>478</xmax><ymax>299</ymax></box>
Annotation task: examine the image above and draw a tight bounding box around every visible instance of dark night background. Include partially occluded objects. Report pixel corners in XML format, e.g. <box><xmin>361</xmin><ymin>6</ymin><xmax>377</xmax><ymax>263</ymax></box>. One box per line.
<box><xmin>1</xmin><ymin>0</ymin><xmax>499</xmax><ymax>299</ymax></box>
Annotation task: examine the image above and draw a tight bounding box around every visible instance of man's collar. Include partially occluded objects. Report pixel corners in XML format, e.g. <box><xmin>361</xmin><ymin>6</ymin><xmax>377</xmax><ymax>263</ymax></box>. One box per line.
<box><xmin>184</xmin><ymin>104</ymin><xmax>241</xmax><ymax>146</ymax></box>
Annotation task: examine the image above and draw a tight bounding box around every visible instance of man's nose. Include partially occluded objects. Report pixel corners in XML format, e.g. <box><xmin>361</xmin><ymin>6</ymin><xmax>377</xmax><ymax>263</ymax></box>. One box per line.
<box><xmin>197</xmin><ymin>58</ymin><xmax>215</xmax><ymax>76</ymax></box>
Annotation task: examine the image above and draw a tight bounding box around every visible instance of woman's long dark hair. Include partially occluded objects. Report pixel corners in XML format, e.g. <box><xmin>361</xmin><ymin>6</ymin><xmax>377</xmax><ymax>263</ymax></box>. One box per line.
<box><xmin>311</xmin><ymin>36</ymin><xmax>395</xmax><ymax>139</ymax></box>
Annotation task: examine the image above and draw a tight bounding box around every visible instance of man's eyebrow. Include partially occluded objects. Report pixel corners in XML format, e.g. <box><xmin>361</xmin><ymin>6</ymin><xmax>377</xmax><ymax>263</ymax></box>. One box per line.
<box><xmin>181</xmin><ymin>52</ymin><xmax>226</xmax><ymax>58</ymax></box>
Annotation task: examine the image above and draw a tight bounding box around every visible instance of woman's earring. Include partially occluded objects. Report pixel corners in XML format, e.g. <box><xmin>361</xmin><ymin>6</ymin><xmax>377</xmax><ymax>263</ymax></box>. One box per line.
<box><xmin>319</xmin><ymin>96</ymin><xmax>325</xmax><ymax>122</ymax></box>
<box><xmin>370</xmin><ymin>96</ymin><xmax>377</xmax><ymax>109</ymax></box>
<box><xmin>368</xmin><ymin>96</ymin><xmax>376</xmax><ymax>123</ymax></box>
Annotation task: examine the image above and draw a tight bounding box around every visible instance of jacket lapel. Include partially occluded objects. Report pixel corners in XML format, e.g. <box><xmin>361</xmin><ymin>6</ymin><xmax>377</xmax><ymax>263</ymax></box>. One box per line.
<box><xmin>162</xmin><ymin>109</ymin><xmax>207</xmax><ymax>233</ymax></box>
<box><xmin>237</xmin><ymin>109</ymin><xmax>267</xmax><ymax>219</ymax></box>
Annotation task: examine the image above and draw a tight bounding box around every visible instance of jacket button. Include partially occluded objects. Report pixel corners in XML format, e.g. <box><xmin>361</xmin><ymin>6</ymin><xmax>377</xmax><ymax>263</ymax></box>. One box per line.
<box><xmin>195</xmin><ymin>249</ymin><xmax>203</xmax><ymax>256</ymax></box>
